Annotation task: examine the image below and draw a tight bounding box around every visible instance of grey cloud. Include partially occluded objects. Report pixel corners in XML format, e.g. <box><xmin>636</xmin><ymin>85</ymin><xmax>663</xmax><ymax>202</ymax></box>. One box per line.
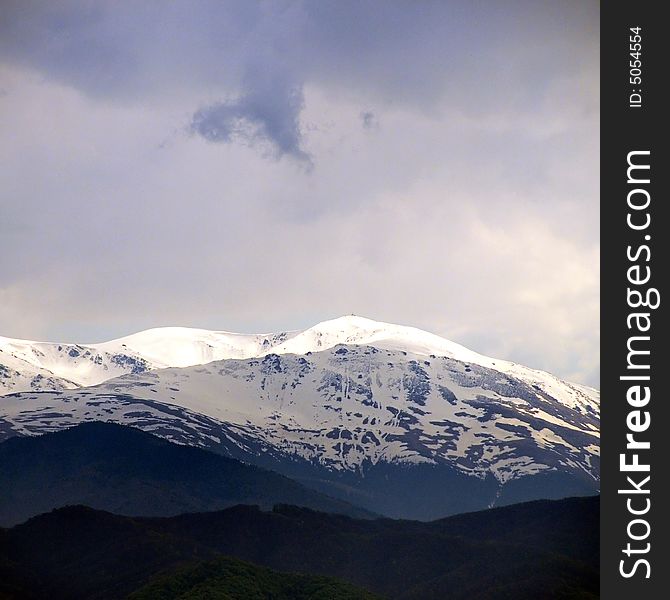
<box><xmin>190</xmin><ymin>84</ymin><xmax>311</xmax><ymax>165</ymax></box>
<box><xmin>0</xmin><ymin>1</ymin><xmax>598</xmax><ymax>111</ymax></box>
<box><xmin>0</xmin><ymin>1</ymin><xmax>598</xmax><ymax>166</ymax></box>
<box><xmin>360</xmin><ymin>111</ymin><xmax>378</xmax><ymax>130</ymax></box>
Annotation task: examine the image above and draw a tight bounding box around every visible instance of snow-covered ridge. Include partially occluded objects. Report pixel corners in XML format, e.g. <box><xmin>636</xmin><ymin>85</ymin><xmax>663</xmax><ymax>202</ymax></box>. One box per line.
<box><xmin>0</xmin><ymin>316</ymin><xmax>598</xmax><ymax>411</ymax></box>
<box><xmin>1</xmin><ymin>343</ymin><xmax>599</xmax><ymax>485</ymax></box>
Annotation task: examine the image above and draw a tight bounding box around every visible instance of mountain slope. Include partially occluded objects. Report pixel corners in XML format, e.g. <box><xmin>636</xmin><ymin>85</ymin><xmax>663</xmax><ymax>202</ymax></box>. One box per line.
<box><xmin>0</xmin><ymin>497</ymin><xmax>599</xmax><ymax>600</ymax></box>
<box><xmin>0</xmin><ymin>422</ymin><xmax>371</xmax><ymax>527</ymax></box>
<box><xmin>1</xmin><ymin>346</ymin><xmax>599</xmax><ymax>518</ymax></box>
<box><xmin>0</xmin><ymin>316</ymin><xmax>599</xmax><ymax>518</ymax></box>
<box><xmin>0</xmin><ymin>349</ymin><xmax>78</xmax><ymax>395</ymax></box>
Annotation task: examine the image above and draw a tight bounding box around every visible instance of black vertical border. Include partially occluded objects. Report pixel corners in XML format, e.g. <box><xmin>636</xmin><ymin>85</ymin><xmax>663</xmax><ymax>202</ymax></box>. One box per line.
<box><xmin>601</xmin><ymin>2</ymin><xmax>669</xmax><ymax>598</ymax></box>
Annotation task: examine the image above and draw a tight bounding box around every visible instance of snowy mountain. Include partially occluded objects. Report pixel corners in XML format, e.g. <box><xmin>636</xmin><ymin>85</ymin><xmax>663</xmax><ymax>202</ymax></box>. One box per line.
<box><xmin>0</xmin><ymin>316</ymin><xmax>599</xmax><ymax>518</ymax></box>
<box><xmin>1</xmin><ymin>316</ymin><xmax>597</xmax><ymax>406</ymax></box>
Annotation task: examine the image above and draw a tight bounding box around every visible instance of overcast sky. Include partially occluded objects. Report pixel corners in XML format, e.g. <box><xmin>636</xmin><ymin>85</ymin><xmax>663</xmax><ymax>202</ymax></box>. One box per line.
<box><xmin>0</xmin><ymin>1</ymin><xmax>599</xmax><ymax>385</ymax></box>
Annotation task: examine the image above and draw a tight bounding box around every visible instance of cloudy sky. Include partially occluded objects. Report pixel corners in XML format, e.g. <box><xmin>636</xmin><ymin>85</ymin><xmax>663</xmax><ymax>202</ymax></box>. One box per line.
<box><xmin>0</xmin><ymin>1</ymin><xmax>599</xmax><ymax>385</ymax></box>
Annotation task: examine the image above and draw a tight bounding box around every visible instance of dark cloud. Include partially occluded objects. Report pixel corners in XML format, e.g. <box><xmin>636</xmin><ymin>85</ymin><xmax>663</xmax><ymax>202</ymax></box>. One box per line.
<box><xmin>360</xmin><ymin>111</ymin><xmax>378</xmax><ymax>131</ymax></box>
<box><xmin>190</xmin><ymin>83</ymin><xmax>310</xmax><ymax>165</ymax></box>
<box><xmin>0</xmin><ymin>1</ymin><xmax>598</xmax><ymax>122</ymax></box>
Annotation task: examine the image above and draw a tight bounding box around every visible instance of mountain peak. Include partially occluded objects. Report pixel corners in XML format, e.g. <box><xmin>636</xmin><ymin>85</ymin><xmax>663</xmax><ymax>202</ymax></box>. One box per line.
<box><xmin>1</xmin><ymin>317</ymin><xmax>597</xmax><ymax>411</ymax></box>
<box><xmin>312</xmin><ymin>314</ymin><xmax>383</xmax><ymax>328</ymax></box>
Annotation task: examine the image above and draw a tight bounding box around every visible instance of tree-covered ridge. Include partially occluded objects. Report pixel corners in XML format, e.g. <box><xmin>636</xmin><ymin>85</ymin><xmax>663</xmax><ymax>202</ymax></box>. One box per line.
<box><xmin>129</xmin><ymin>555</ymin><xmax>380</xmax><ymax>599</ymax></box>
<box><xmin>0</xmin><ymin>496</ymin><xmax>598</xmax><ymax>599</ymax></box>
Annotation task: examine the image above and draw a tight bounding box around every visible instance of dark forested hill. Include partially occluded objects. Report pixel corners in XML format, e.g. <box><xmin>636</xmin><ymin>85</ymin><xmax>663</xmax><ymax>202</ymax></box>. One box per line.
<box><xmin>0</xmin><ymin>422</ymin><xmax>372</xmax><ymax>527</ymax></box>
<box><xmin>128</xmin><ymin>555</ymin><xmax>381</xmax><ymax>599</ymax></box>
<box><xmin>0</xmin><ymin>496</ymin><xmax>599</xmax><ymax>600</ymax></box>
